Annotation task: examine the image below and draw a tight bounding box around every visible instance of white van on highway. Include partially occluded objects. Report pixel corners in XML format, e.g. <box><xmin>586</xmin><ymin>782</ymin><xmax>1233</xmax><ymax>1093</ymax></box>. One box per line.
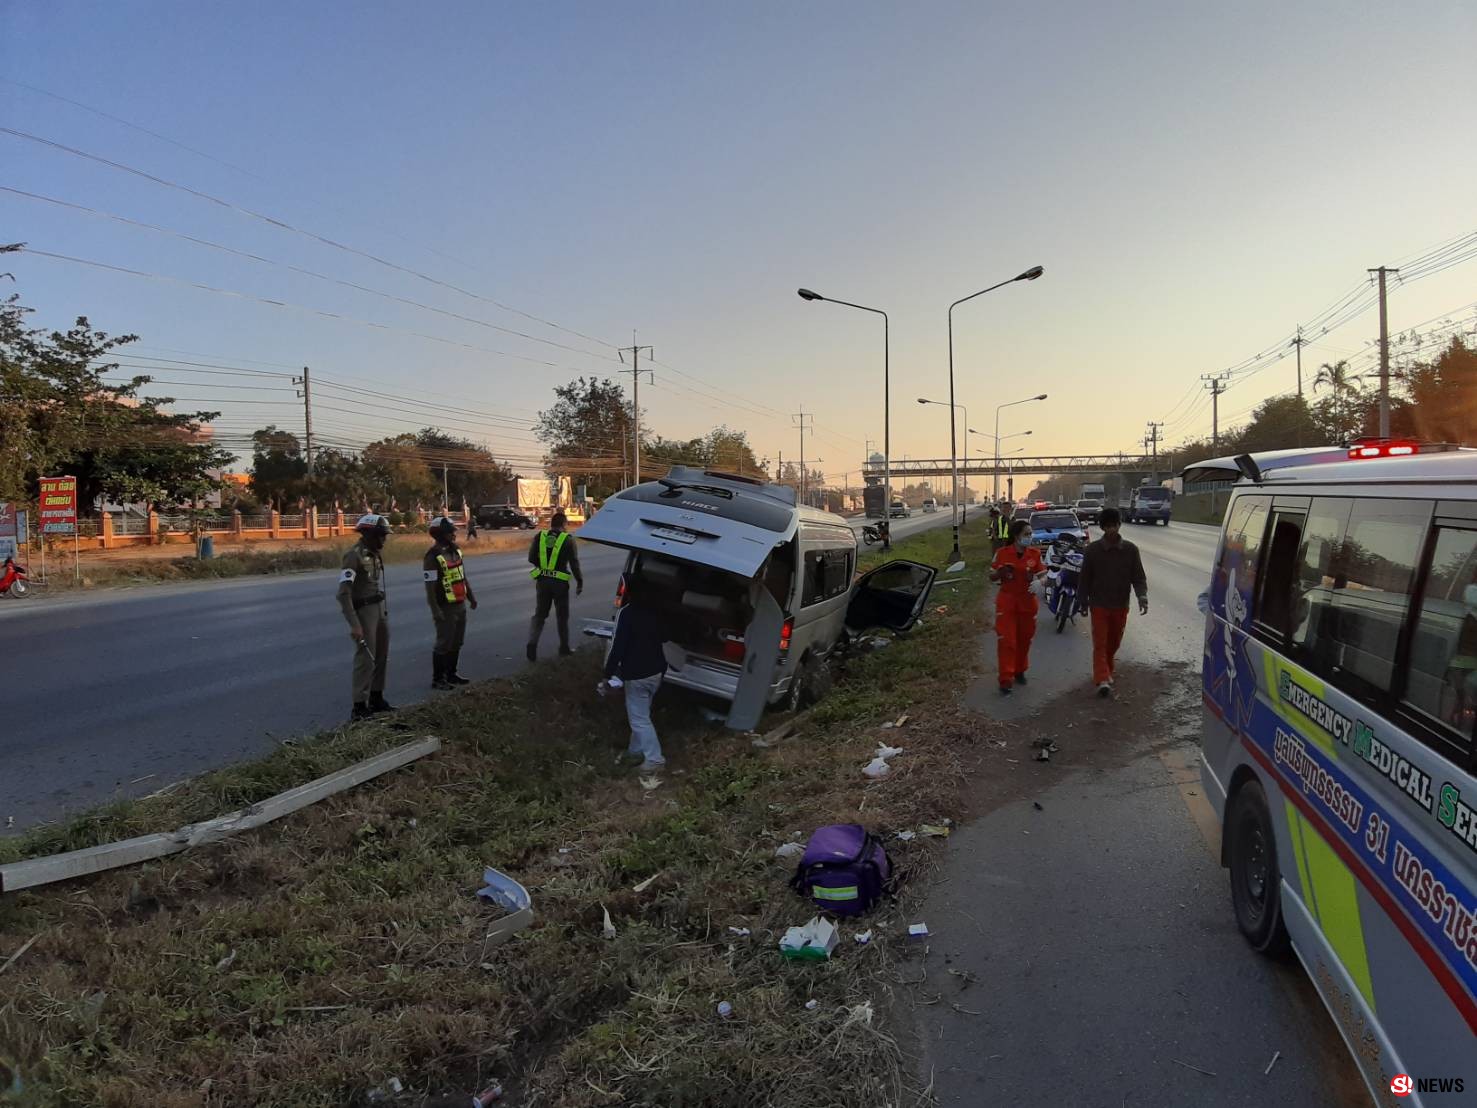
<box><xmin>921</xmin><ymin>497</ymin><xmax>938</xmax><ymax>513</ymax></box>
<box><xmin>580</xmin><ymin>467</ymin><xmax>936</xmax><ymax>729</ymax></box>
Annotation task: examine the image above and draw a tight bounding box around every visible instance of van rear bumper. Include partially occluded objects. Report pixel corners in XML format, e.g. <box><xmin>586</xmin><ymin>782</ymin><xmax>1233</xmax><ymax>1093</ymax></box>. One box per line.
<box><xmin>664</xmin><ymin>650</ymin><xmax>790</xmax><ymax>706</ymax></box>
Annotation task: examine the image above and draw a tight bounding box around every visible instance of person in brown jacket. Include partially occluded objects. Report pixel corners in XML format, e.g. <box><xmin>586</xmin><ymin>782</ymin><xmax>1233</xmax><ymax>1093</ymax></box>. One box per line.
<box><xmin>1078</xmin><ymin>508</ymin><xmax>1148</xmax><ymax>697</ymax></box>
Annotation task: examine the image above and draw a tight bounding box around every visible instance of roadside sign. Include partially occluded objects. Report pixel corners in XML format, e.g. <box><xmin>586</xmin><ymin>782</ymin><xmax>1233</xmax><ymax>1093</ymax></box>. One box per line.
<box><xmin>38</xmin><ymin>476</ymin><xmax>78</xmax><ymax>535</ymax></box>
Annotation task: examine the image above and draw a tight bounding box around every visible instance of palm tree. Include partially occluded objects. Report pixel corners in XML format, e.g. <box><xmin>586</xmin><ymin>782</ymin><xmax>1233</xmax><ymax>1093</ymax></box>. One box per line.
<box><xmin>1313</xmin><ymin>359</ymin><xmax>1358</xmax><ymax>441</ymax></box>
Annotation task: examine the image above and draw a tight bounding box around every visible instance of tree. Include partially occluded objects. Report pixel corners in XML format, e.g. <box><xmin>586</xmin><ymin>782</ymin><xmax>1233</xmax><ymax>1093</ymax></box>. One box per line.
<box><xmin>534</xmin><ymin>377</ymin><xmax>637</xmax><ymax>497</ymax></box>
<box><xmin>1234</xmin><ymin>394</ymin><xmax>1319</xmax><ymax>454</ymax></box>
<box><xmin>0</xmin><ymin>292</ymin><xmax>231</xmax><ymax>510</ymax></box>
<box><xmin>1312</xmin><ymin>360</ymin><xmax>1365</xmax><ymax>443</ymax></box>
<box><xmin>362</xmin><ymin>433</ymin><xmax>441</xmax><ymax>509</ymax></box>
<box><xmin>411</xmin><ymin>428</ymin><xmax>514</xmax><ymax>508</ymax></box>
<box><xmin>248</xmin><ymin>425</ymin><xmax>308</xmax><ymax>507</ymax></box>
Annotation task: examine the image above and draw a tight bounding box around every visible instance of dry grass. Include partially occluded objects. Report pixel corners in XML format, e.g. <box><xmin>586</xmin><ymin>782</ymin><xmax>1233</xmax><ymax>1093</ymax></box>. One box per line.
<box><xmin>0</xmin><ymin>524</ymin><xmax>999</xmax><ymax>1107</ymax></box>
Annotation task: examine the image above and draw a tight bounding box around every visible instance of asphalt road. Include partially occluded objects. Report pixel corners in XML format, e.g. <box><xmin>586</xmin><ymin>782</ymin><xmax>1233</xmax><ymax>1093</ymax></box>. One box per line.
<box><xmin>2</xmin><ymin>509</ymin><xmax>955</xmax><ymax>833</ymax></box>
<box><xmin>917</xmin><ymin>521</ymin><xmax>1369</xmax><ymax>1107</ymax></box>
<box><xmin>0</xmin><ymin>540</ymin><xmax>628</xmax><ymax>832</ymax></box>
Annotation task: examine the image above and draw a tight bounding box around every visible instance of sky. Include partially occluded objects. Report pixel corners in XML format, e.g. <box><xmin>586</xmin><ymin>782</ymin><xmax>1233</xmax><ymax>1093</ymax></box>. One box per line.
<box><xmin>3</xmin><ymin>1</ymin><xmax>1477</xmax><ymax>488</ymax></box>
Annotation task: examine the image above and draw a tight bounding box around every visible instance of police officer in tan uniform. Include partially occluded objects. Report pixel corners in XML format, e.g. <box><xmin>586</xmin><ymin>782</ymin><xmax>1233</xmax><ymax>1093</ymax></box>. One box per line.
<box><xmin>424</xmin><ymin>515</ymin><xmax>477</xmax><ymax>689</ymax></box>
<box><xmin>337</xmin><ymin>513</ymin><xmax>394</xmax><ymax>720</ymax></box>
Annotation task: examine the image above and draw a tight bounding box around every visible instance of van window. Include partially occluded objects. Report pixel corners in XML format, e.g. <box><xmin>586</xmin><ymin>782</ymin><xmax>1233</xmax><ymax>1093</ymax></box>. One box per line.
<box><xmin>1255</xmin><ymin>507</ymin><xmax>1306</xmax><ymax>640</ymax></box>
<box><xmin>1328</xmin><ymin>499</ymin><xmax>1427</xmax><ymax>693</ymax></box>
<box><xmin>1217</xmin><ymin>496</ymin><xmax>1269</xmax><ymax>607</ymax></box>
<box><xmin>1404</xmin><ymin>525</ymin><xmax>1477</xmax><ymax>753</ymax></box>
<box><xmin>1288</xmin><ymin>498</ymin><xmax>1354</xmax><ymax>672</ymax></box>
<box><xmin>802</xmin><ymin>548</ymin><xmax>853</xmax><ymax>607</ymax></box>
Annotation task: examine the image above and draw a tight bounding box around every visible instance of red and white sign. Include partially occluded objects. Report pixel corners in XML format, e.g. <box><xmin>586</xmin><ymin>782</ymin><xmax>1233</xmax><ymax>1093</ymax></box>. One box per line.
<box><xmin>38</xmin><ymin>476</ymin><xmax>78</xmax><ymax>535</ymax></box>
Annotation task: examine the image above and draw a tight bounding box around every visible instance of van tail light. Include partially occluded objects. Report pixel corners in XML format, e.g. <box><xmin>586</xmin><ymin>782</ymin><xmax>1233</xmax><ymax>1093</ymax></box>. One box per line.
<box><xmin>1349</xmin><ymin>438</ymin><xmax>1421</xmax><ymax>459</ymax></box>
<box><xmin>614</xmin><ymin>577</ymin><xmax>628</xmax><ymax>608</ymax></box>
<box><xmin>779</xmin><ymin>617</ymin><xmax>794</xmax><ymax>653</ymax></box>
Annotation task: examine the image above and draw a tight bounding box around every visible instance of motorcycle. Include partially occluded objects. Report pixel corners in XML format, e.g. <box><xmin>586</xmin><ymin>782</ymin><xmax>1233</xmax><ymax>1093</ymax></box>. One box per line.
<box><xmin>0</xmin><ymin>556</ymin><xmax>29</xmax><ymax>598</ymax></box>
<box><xmin>1042</xmin><ymin>536</ymin><xmax>1086</xmax><ymax>633</ymax></box>
<box><xmin>861</xmin><ymin>523</ymin><xmax>888</xmax><ymax>546</ymax></box>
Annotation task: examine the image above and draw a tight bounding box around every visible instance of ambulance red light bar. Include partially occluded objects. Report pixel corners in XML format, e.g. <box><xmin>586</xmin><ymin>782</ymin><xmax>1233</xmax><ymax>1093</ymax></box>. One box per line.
<box><xmin>1349</xmin><ymin>439</ymin><xmax>1421</xmax><ymax>460</ymax></box>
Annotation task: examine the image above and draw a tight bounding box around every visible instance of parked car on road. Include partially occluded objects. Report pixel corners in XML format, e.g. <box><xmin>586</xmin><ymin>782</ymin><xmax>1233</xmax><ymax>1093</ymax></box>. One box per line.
<box><xmin>476</xmin><ymin>504</ymin><xmax>537</xmax><ymax>529</ymax></box>
<box><xmin>1124</xmin><ymin>485</ymin><xmax>1173</xmax><ymax>525</ymax></box>
<box><xmin>579</xmin><ymin>467</ymin><xmax>936</xmax><ymax>730</ymax></box>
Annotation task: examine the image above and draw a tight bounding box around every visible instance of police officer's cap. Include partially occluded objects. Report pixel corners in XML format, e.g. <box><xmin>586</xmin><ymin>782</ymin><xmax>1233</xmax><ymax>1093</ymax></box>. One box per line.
<box><xmin>355</xmin><ymin>513</ymin><xmax>391</xmax><ymax>534</ymax></box>
<box><xmin>428</xmin><ymin>515</ymin><xmax>456</xmax><ymax>536</ymax></box>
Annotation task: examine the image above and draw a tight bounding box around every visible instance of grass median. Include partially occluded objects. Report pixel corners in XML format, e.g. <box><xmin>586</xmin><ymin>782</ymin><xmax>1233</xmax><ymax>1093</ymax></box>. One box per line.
<box><xmin>0</xmin><ymin>523</ymin><xmax>998</xmax><ymax>1107</ymax></box>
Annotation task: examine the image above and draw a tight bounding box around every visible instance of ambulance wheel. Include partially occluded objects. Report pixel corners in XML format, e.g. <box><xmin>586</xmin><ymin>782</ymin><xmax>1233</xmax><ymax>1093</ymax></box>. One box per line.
<box><xmin>1227</xmin><ymin>779</ymin><xmax>1290</xmax><ymax>955</ymax></box>
<box><xmin>787</xmin><ymin>654</ymin><xmax>832</xmax><ymax>712</ymax></box>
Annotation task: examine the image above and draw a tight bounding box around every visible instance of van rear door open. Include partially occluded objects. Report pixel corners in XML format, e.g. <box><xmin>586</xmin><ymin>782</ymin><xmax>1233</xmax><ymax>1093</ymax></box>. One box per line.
<box><xmin>576</xmin><ymin>479</ymin><xmax>795</xmax><ymax>579</ymax></box>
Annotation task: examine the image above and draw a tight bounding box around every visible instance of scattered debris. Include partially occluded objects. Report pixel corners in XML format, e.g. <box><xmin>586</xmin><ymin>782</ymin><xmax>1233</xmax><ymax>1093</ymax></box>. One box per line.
<box><xmin>862</xmin><ymin>757</ymin><xmax>892</xmax><ymax>779</ymax></box>
<box><xmin>716</xmin><ymin>1000</ymin><xmax>734</xmax><ymax>1019</ymax></box>
<box><xmin>895</xmin><ymin>714</ymin><xmax>910</xmax><ymax>728</ymax></box>
<box><xmin>699</xmin><ymin>706</ymin><xmax>727</xmax><ymax>723</ymax></box>
<box><xmin>804</xmin><ymin>999</ymin><xmax>819</xmax><ymax>1010</ymax></box>
<box><xmin>471</xmin><ymin>1083</ymin><xmax>504</xmax><ymax>1106</ymax></box>
<box><xmin>918</xmin><ymin>824</ymin><xmax>951</xmax><ymax>838</ymax></box>
<box><xmin>4</xmin><ymin>816</ymin><xmax>12</xmax><ymax>828</ymax></box>
<box><xmin>841</xmin><ymin>999</ymin><xmax>874</xmax><ymax>1027</ymax></box>
<box><xmin>1171</xmin><ymin>1058</ymin><xmax>1217</xmax><ymax>1078</ymax></box>
<box><xmin>875</xmin><ymin>743</ymin><xmax>904</xmax><ymax>759</ymax></box>
<box><xmin>213</xmin><ymin>948</ymin><xmax>236</xmax><ymax>973</ymax></box>
<box><xmin>727</xmin><ymin>927</ymin><xmax>751</xmax><ymax>937</ymax></box>
<box><xmin>1035</xmin><ymin>748</ymin><xmax>1051</xmax><ymax>762</ymax></box>
<box><xmin>947</xmin><ymin>968</ymin><xmax>977</xmax><ymax>986</ymax></box>
<box><xmin>894</xmin><ymin>830</ymin><xmax>916</xmax><ymax>842</ymax></box>
<box><xmin>780</xmin><ymin>917</ymin><xmax>838</xmax><ymax>961</ymax></box>
<box><xmin>638</xmin><ymin>775</ymin><xmax>662</xmax><ymax>791</ymax></box>
<box><xmin>951</xmin><ymin>1003</ymin><xmax>981</xmax><ymax>1016</ymax></box>
<box><xmin>632</xmin><ymin>873</ymin><xmax>660</xmax><ymax>893</ymax></box>
<box><xmin>601</xmin><ymin>905</ymin><xmax>617</xmax><ymax>941</ymax></box>
<box><xmin>1032</xmin><ymin>801</ymin><xmax>1043</xmax><ymax>811</ymax></box>
<box><xmin>407</xmin><ymin>818</ymin><xmax>417</xmax><ymax>829</ymax></box>
<box><xmin>1264</xmin><ymin>1051</ymin><xmax>1281</xmax><ymax>1076</ymax></box>
<box><xmin>558</xmin><ymin>847</ymin><xmax>574</xmax><ymax>854</ymax></box>
<box><xmin>907</xmin><ymin>922</ymin><xmax>930</xmax><ymax>941</ymax></box>
<box><xmin>774</xmin><ymin>841</ymin><xmax>805</xmax><ymax>861</ymax></box>
<box><xmin>854</xmin><ymin>929</ymin><xmax>873</xmax><ymax>945</ymax></box>
<box><xmin>934</xmin><ymin>605</ymin><xmax>950</xmax><ymax>614</ymax></box>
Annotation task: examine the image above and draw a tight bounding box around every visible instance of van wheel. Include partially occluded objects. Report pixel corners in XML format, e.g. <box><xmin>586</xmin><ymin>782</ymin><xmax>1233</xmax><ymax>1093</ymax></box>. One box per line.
<box><xmin>787</xmin><ymin>655</ymin><xmax>832</xmax><ymax>712</ymax></box>
<box><xmin>1227</xmin><ymin>779</ymin><xmax>1290</xmax><ymax>955</ymax></box>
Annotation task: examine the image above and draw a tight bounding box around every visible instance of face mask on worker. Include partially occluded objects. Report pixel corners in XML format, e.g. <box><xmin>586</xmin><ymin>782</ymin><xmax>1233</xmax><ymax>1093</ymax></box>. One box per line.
<box><xmin>1016</xmin><ymin>531</ymin><xmax>1032</xmax><ymax>550</ymax></box>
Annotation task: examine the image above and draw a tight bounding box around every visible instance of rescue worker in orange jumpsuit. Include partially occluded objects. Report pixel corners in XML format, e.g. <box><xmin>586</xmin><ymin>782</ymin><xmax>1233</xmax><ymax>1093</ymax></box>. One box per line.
<box><xmin>990</xmin><ymin>517</ymin><xmax>1047</xmax><ymax>695</ymax></box>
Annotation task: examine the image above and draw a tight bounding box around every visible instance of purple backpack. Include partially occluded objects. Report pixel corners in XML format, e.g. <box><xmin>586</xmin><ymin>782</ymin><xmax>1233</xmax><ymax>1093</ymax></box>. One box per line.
<box><xmin>789</xmin><ymin>824</ymin><xmax>891</xmax><ymax>917</ymax></box>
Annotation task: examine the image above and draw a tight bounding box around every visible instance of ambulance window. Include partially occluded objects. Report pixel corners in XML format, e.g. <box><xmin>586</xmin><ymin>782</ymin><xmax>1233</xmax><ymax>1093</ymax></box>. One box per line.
<box><xmin>1402</xmin><ymin>526</ymin><xmax>1477</xmax><ymax>756</ymax></box>
<box><xmin>1289</xmin><ymin>498</ymin><xmax>1353</xmax><ymax>675</ymax></box>
<box><xmin>1217</xmin><ymin>496</ymin><xmax>1269</xmax><ymax>606</ymax></box>
<box><xmin>1255</xmin><ymin>508</ymin><xmax>1306</xmax><ymax>641</ymax></box>
<box><xmin>1329</xmin><ymin>498</ymin><xmax>1427</xmax><ymax>695</ymax></box>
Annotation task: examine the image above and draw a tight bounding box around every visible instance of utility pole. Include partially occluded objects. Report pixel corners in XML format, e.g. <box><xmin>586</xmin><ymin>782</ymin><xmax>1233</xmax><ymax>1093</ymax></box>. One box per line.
<box><xmin>1200</xmin><ymin>373</ymin><xmax>1228</xmax><ymax>452</ymax></box>
<box><xmin>442</xmin><ymin>464</ymin><xmax>449</xmax><ymax>512</ymax></box>
<box><xmin>617</xmin><ymin>336</ymin><xmax>654</xmax><ymax>486</ymax></box>
<box><xmin>1369</xmin><ymin>266</ymin><xmax>1399</xmax><ymax>438</ymax></box>
<box><xmin>1290</xmin><ymin>326</ymin><xmax>1308</xmax><ymax>400</ymax></box>
<box><xmin>792</xmin><ymin>406</ymin><xmax>813</xmax><ymax>504</ymax></box>
<box><xmin>1145</xmin><ymin>421</ymin><xmax>1163</xmax><ymax>481</ymax></box>
<box><xmin>294</xmin><ymin>366</ymin><xmax>314</xmax><ymax>479</ymax></box>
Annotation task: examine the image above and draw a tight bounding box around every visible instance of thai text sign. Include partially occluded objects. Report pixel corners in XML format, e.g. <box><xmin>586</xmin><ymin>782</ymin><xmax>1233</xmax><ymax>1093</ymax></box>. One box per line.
<box><xmin>38</xmin><ymin>476</ymin><xmax>78</xmax><ymax>535</ymax></box>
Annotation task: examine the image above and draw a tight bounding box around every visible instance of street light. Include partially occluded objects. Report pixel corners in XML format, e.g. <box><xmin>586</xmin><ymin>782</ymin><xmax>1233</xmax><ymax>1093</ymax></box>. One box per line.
<box><xmin>992</xmin><ymin>394</ymin><xmax>1048</xmax><ymax>502</ymax></box>
<box><xmin>917</xmin><ymin>397</ymin><xmax>967</xmax><ymax>521</ymax></box>
<box><xmin>798</xmin><ymin>288</ymin><xmax>892</xmax><ymax>549</ymax></box>
<box><xmin>969</xmin><ymin>428</ymin><xmax>1030</xmax><ymax>501</ymax></box>
<box><xmin>947</xmin><ymin>266</ymin><xmax>1044</xmax><ymax>562</ymax></box>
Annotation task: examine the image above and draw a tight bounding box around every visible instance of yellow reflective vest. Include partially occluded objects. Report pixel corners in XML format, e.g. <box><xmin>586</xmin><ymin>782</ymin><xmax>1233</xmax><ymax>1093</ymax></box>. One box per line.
<box><xmin>531</xmin><ymin>531</ymin><xmax>572</xmax><ymax>582</ymax></box>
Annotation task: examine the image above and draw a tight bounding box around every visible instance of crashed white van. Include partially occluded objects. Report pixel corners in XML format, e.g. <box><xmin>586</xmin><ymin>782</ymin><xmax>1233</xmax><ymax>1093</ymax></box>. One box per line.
<box><xmin>580</xmin><ymin>467</ymin><xmax>936</xmax><ymax>730</ymax></box>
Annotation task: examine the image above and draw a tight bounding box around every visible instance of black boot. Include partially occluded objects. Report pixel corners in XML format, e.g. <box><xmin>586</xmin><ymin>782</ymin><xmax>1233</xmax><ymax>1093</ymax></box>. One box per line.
<box><xmin>446</xmin><ymin>649</ymin><xmax>471</xmax><ymax>685</ymax></box>
<box><xmin>351</xmin><ymin>701</ymin><xmax>373</xmax><ymax>721</ymax></box>
<box><xmin>368</xmin><ymin>691</ymin><xmax>395</xmax><ymax>713</ymax></box>
<box><xmin>432</xmin><ymin>653</ymin><xmax>452</xmax><ymax>690</ymax></box>
<box><xmin>525</xmin><ymin>642</ymin><xmax>537</xmax><ymax>662</ymax></box>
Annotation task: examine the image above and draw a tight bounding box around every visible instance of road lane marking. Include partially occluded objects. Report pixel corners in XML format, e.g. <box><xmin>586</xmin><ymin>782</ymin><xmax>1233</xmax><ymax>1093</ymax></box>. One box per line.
<box><xmin>1159</xmin><ymin>745</ymin><xmax>1222</xmax><ymax>857</ymax></box>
